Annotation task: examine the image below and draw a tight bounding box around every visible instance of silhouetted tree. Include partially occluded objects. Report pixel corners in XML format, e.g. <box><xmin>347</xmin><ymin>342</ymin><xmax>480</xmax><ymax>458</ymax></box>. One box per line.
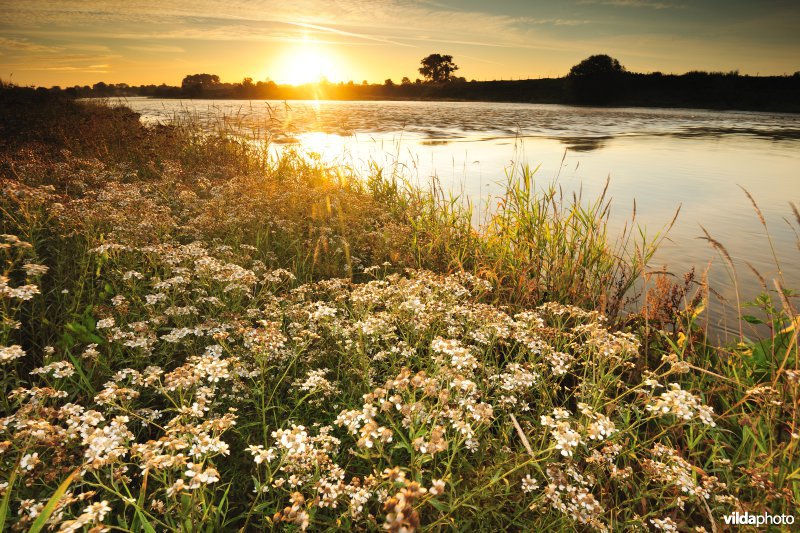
<box><xmin>181</xmin><ymin>73</ymin><xmax>221</xmax><ymax>96</ymax></box>
<box><xmin>384</xmin><ymin>78</ymin><xmax>394</xmax><ymax>86</ymax></box>
<box><xmin>567</xmin><ymin>54</ymin><xmax>628</xmax><ymax>104</ymax></box>
<box><xmin>401</xmin><ymin>77</ymin><xmax>411</xmax><ymax>85</ymax></box>
<box><xmin>419</xmin><ymin>54</ymin><xmax>459</xmax><ymax>83</ymax></box>
<box><xmin>568</xmin><ymin>55</ymin><xmax>626</xmax><ymax>77</ymax></box>
<box><xmin>92</xmin><ymin>81</ymin><xmax>109</xmax><ymax>96</ymax></box>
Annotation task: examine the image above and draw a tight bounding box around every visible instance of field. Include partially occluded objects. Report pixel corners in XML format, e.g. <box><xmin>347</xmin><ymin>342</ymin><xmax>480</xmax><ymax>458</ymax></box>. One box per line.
<box><xmin>1</xmin><ymin>88</ymin><xmax>798</xmax><ymax>531</ymax></box>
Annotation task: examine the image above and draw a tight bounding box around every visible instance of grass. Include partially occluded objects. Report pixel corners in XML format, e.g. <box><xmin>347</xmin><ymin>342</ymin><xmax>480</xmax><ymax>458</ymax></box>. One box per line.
<box><xmin>0</xmin><ymin>86</ymin><xmax>798</xmax><ymax>531</ymax></box>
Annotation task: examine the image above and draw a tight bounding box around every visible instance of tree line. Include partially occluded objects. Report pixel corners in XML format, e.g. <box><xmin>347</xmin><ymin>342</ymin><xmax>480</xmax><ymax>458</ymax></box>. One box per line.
<box><xmin>15</xmin><ymin>54</ymin><xmax>800</xmax><ymax>113</ymax></box>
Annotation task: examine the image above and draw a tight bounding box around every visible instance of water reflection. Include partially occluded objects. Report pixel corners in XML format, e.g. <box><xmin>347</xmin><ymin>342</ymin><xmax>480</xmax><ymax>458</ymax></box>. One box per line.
<box><xmin>676</xmin><ymin>126</ymin><xmax>800</xmax><ymax>142</ymax></box>
<box><xmin>560</xmin><ymin>137</ymin><xmax>610</xmax><ymax>152</ymax></box>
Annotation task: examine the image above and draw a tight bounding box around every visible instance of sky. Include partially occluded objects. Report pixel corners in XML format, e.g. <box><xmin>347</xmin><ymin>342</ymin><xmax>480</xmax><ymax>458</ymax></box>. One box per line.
<box><xmin>1</xmin><ymin>0</ymin><xmax>798</xmax><ymax>87</ymax></box>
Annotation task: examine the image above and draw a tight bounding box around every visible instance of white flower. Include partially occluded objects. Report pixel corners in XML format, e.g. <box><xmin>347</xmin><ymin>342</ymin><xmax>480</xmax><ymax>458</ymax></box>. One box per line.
<box><xmin>20</xmin><ymin>452</ymin><xmax>40</xmax><ymax>471</ymax></box>
<box><xmin>96</xmin><ymin>317</ymin><xmax>115</xmax><ymax>329</ymax></box>
<box><xmin>22</xmin><ymin>263</ymin><xmax>49</xmax><ymax>276</ymax></box>
<box><xmin>429</xmin><ymin>479</ymin><xmax>446</xmax><ymax>496</ymax></box>
<box><xmin>650</xmin><ymin>517</ymin><xmax>678</xmax><ymax>531</ymax></box>
<box><xmin>0</xmin><ymin>345</ymin><xmax>25</xmax><ymax>363</ymax></box>
<box><xmin>521</xmin><ymin>475</ymin><xmax>540</xmax><ymax>493</ymax></box>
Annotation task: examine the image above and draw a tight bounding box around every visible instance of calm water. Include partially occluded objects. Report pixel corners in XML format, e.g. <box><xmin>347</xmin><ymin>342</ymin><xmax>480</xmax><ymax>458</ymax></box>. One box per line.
<box><xmin>118</xmin><ymin>97</ymin><xmax>800</xmax><ymax>337</ymax></box>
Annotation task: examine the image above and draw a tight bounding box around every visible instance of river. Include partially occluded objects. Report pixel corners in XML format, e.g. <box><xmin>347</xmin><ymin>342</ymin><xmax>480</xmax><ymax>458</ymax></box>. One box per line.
<box><xmin>116</xmin><ymin>97</ymin><xmax>800</xmax><ymax>338</ymax></box>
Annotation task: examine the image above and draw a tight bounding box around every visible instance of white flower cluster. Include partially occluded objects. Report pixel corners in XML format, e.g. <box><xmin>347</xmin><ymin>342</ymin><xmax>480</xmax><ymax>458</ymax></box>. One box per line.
<box><xmin>646</xmin><ymin>383</ymin><xmax>716</xmax><ymax>426</ymax></box>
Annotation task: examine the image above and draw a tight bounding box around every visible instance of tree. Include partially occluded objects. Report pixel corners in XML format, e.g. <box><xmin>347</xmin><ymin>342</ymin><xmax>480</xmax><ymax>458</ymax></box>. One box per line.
<box><xmin>401</xmin><ymin>77</ymin><xmax>411</xmax><ymax>85</ymax></box>
<box><xmin>384</xmin><ymin>78</ymin><xmax>394</xmax><ymax>86</ymax></box>
<box><xmin>568</xmin><ymin>55</ymin><xmax>625</xmax><ymax>77</ymax></box>
<box><xmin>418</xmin><ymin>54</ymin><xmax>459</xmax><ymax>83</ymax></box>
<box><xmin>567</xmin><ymin>55</ymin><xmax>628</xmax><ymax>104</ymax></box>
<box><xmin>181</xmin><ymin>73</ymin><xmax>221</xmax><ymax>96</ymax></box>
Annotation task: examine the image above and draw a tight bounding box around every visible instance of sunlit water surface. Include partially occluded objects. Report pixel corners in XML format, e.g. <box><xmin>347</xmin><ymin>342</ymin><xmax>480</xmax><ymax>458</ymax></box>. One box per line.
<box><xmin>118</xmin><ymin>97</ymin><xmax>800</xmax><ymax>338</ymax></box>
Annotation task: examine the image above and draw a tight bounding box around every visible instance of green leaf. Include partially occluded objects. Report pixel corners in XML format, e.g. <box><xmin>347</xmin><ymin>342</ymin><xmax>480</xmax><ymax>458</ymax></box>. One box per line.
<box><xmin>742</xmin><ymin>315</ymin><xmax>764</xmax><ymax>325</ymax></box>
<box><xmin>0</xmin><ymin>467</ymin><xmax>17</xmax><ymax>531</ymax></box>
<box><xmin>66</xmin><ymin>322</ymin><xmax>88</xmax><ymax>334</ymax></box>
<box><xmin>133</xmin><ymin>509</ymin><xmax>157</xmax><ymax>533</ymax></box>
<box><xmin>29</xmin><ymin>468</ymin><xmax>80</xmax><ymax>533</ymax></box>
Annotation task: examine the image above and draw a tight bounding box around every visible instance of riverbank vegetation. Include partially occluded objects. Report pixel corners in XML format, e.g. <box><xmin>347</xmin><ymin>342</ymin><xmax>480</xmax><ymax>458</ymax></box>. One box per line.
<box><xmin>1</xmin><ymin>88</ymin><xmax>798</xmax><ymax>531</ymax></box>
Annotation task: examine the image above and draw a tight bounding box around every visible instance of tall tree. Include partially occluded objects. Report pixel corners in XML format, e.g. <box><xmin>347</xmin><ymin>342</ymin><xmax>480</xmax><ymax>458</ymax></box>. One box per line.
<box><xmin>568</xmin><ymin>55</ymin><xmax>626</xmax><ymax>77</ymax></box>
<box><xmin>181</xmin><ymin>73</ymin><xmax>221</xmax><ymax>96</ymax></box>
<box><xmin>567</xmin><ymin>55</ymin><xmax>628</xmax><ymax>104</ymax></box>
<box><xmin>418</xmin><ymin>54</ymin><xmax>459</xmax><ymax>83</ymax></box>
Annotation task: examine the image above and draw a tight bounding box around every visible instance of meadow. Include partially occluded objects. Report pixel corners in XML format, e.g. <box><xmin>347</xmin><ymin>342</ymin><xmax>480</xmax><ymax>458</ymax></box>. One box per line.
<box><xmin>1</xmin><ymin>88</ymin><xmax>798</xmax><ymax>531</ymax></box>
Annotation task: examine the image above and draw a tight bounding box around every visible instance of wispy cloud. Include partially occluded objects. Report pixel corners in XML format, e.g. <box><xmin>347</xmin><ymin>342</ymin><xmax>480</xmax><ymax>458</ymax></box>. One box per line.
<box><xmin>13</xmin><ymin>64</ymin><xmax>110</xmax><ymax>73</ymax></box>
<box><xmin>0</xmin><ymin>37</ymin><xmax>58</xmax><ymax>52</ymax></box>
<box><xmin>521</xmin><ymin>17</ymin><xmax>594</xmax><ymax>26</ymax></box>
<box><xmin>577</xmin><ymin>0</ymin><xmax>679</xmax><ymax>9</ymax></box>
<box><xmin>0</xmin><ymin>1</ymin><xmax>555</xmax><ymax>49</ymax></box>
<box><xmin>286</xmin><ymin>21</ymin><xmax>414</xmax><ymax>47</ymax></box>
<box><xmin>126</xmin><ymin>44</ymin><xmax>185</xmax><ymax>53</ymax></box>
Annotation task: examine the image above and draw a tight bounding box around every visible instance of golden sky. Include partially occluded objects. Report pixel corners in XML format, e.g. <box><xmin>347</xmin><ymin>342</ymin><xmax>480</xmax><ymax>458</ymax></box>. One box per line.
<box><xmin>1</xmin><ymin>0</ymin><xmax>798</xmax><ymax>87</ymax></box>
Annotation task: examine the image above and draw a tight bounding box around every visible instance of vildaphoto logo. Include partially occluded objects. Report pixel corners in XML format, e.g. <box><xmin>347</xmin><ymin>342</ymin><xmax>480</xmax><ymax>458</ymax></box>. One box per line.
<box><xmin>722</xmin><ymin>512</ymin><xmax>795</xmax><ymax>526</ymax></box>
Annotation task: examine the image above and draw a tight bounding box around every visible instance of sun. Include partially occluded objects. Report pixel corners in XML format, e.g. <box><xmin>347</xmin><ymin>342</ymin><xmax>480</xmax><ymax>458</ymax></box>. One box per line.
<box><xmin>274</xmin><ymin>44</ymin><xmax>339</xmax><ymax>85</ymax></box>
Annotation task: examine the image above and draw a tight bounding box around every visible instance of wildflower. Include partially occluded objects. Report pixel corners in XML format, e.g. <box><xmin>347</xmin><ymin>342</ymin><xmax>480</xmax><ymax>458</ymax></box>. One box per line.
<box><xmin>551</xmin><ymin>422</ymin><xmax>583</xmax><ymax>457</ymax></box>
<box><xmin>185</xmin><ymin>463</ymin><xmax>220</xmax><ymax>488</ymax></box>
<box><xmin>82</xmin><ymin>344</ymin><xmax>100</xmax><ymax>360</ymax></box>
<box><xmin>0</xmin><ymin>345</ymin><xmax>25</xmax><ymax>363</ymax></box>
<box><xmin>18</xmin><ymin>499</ymin><xmax>44</xmax><ymax>519</ymax></box>
<box><xmin>96</xmin><ymin>317</ymin><xmax>115</xmax><ymax>329</ymax></box>
<box><xmin>247</xmin><ymin>444</ymin><xmax>276</xmax><ymax>465</ymax></box>
<box><xmin>30</xmin><ymin>360</ymin><xmax>76</xmax><ymax>379</ymax></box>
<box><xmin>646</xmin><ymin>383</ymin><xmax>716</xmax><ymax>427</ymax></box>
<box><xmin>82</xmin><ymin>501</ymin><xmax>111</xmax><ymax>522</ymax></box>
<box><xmin>20</xmin><ymin>452</ymin><xmax>40</xmax><ymax>471</ymax></box>
<box><xmin>429</xmin><ymin>479</ymin><xmax>446</xmax><ymax>496</ymax></box>
<box><xmin>643</xmin><ymin>444</ymin><xmax>711</xmax><ymax>500</ymax></box>
<box><xmin>10</xmin><ymin>284</ymin><xmax>40</xmax><ymax>301</ymax></box>
<box><xmin>661</xmin><ymin>352</ymin><xmax>690</xmax><ymax>374</ymax></box>
<box><xmin>545</xmin><ymin>350</ymin><xmax>574</xmax><ymax>376</ymax></box>
<box><xmin>166</xmin><ymin>479</ymin><xmax>186</xmax><ymax>497</ymax></box>
<box><xmin>650</xmin><ymin>517</ymin><xmax>678</xmax><ymax>531</ymax></box>
<box><xmin>122</xmin><ymin>270</ymin><xmax>144</xmax><ymax>280</ymax></box>
<box><xmin>521</xmin><ymin>475</ymin><xmax>540</xmax><ymax>493</ymax></box>
<box><xmin>22</xmin><ymin>263</ymin><xmax>49</xmax><ymax>276</ymax></box>
<box><xmin>294</xmin><ymin>368</ymin><xmax>339</xmax><ymax>402</ymax></box>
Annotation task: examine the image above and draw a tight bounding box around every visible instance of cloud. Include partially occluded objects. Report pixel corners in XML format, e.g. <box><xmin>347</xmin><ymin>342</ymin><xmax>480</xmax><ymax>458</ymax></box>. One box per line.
<box><xmin>0</xmin><ymin>37</ymin><xmax>58</xmax><ymax>52</ymax></box>
<box><xmin>521</xmin><ymin>17</ymin><xmax>594</xmax><ymax>26</ymax></box>
<box><xmin>15</xmin><ymin>65</ymin><xmax>110</xmax><ymax>73</ymax></box>
<box><xmin>126</xmin><ymin>45</ymin><xmax>185</xmax><ymax>53</ymax></box>
<box><xmin>0</xmin><ymin>0</ymin><xmax>562</xmax><ymax>50</ymax></box>
<box><xmin>285</xmin><ymin>21</ymin><xmax>414</xmax><ymax>47</ymax></box>
<box><xmin>576</xmin><ymin>0</ymin><xmax>679</xmax><ymax>9</ymax></box>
